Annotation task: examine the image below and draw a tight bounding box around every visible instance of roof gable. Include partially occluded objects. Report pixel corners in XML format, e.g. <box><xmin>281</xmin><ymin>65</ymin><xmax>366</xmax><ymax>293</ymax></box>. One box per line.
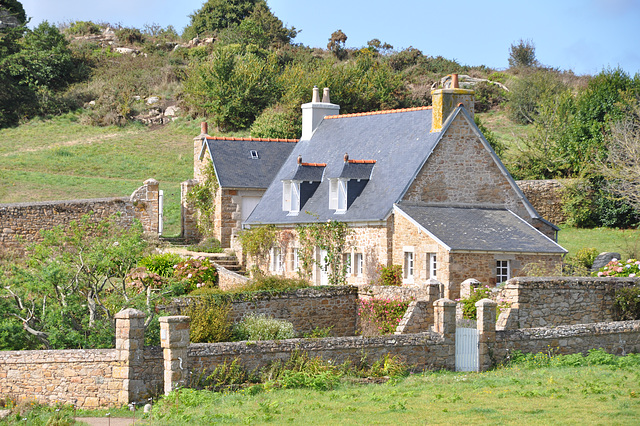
<box><xmin>203</xmin><ymin>138</ymin><xmax>296</xmax><ymax>189</ymax></box>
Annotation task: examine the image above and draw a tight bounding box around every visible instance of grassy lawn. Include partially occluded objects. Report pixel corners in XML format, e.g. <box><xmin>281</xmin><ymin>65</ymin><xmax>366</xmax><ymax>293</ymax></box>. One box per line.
<box><xmin>0</xmin><ymin>114</ymin><xmax>249</xmax><ymax>236</ymax></box>
<box><xmin>137</xmin><ymin>362</ymin><xmax>640</xmax><ymax>424</ymax></box>
<box><xmin>559</xmin><ymin>226</ymin><xmax>640</xmax><ymax>259</ymax></box>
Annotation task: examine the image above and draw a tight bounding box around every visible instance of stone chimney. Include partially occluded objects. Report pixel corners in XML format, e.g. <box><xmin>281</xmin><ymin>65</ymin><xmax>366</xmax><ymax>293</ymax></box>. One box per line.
<box><xmin>430</xmin><ymin>74</ymin><xmax>475</xmax><ymax>132</ymax></box>
<box><xmin>301</xmin><ymin>86</ymin><xmax>340</xmax><ymax>140</ymax></box>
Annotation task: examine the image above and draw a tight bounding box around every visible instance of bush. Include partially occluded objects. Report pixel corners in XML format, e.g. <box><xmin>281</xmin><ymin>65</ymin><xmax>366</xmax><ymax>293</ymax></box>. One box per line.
<box><xmin>241</xmin><ymin>275</ymin><xmax>310</xmax><ymax>292</ymax></box>
<box><xmin>116</xmin><ymin>27</ymin><xmax>144</xmax><ymax>45</ymax></box>
<box><xmin>358</xmin><ymin>298</ymin><xmax>411</xmax><ymax>335</ymax></box>
<box><xmin>458</xmin><ymin>285</ymin><xmax>492</xmax><ymax>320</ymax></box>
<box><xmin>374</xmin><ymin>264</ymin><xmax>402</xmax><ymax>286</ymax></box>
<box><xmin>596</xmin><ymin>258</ymin><xmax>640</xmax><ymax>278</ymax></box>
<box><xmin>174</xmin><ymin>257</ymin><xmax>218</xmax><ymax>292</ymax></box>
<box><xmin>234</xmin><ymin>313</ymin><xmax>295</xmax><ymax>341</ymax></box>
<box><xmin>65</xmin><ymin>20</ymin><xmax>101</xmax><ymax>36</ymax></box>
<box><xmin>250</xmin><ymin>105</ymin><xmax>301</xmax><ymax>139</ymax></box>
<box><xmin>186</xmin><ymin>296</ymin><xmax>232</xmax><ymax>343</ymax></box>
<box><xmin>614</xmin><ymin>287</ymin><xmax>640</xmax><ymax>320</ymax></box>
<box><xmin>187</xmin><ymin>237</ymin><xmax>224</xmax><ymax>253</ymax></box>
<box><xmin>138</xmin><ymin>252</ymin><xmax>183</xmax><ymax>277</ymax></box>
<box><xmin>573</xmin><ymin>247</ymin><xmax>598</xmax><ymax>270</ymax></box>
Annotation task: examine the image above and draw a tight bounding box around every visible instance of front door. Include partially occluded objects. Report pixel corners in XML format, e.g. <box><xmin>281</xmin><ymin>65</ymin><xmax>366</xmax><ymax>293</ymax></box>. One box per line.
<box><xmin>319</xmin><ymin>249</ymin><xmax>329</xmax><ymax>286</ymax></box>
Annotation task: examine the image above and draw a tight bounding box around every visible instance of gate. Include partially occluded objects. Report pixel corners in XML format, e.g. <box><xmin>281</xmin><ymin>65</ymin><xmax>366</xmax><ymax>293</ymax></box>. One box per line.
<box><xmin>455</xmin><ymin>327</ymin><xmax>479</xmax><ymax>371</ymax></box>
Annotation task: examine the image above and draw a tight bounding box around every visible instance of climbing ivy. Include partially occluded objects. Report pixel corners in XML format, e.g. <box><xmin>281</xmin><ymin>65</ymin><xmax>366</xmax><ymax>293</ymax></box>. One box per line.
<box><xmin>297</xmin><ymin>220</ymin><xmax>351</xmax><ymax>285</ymax></box>
<box><xmin>186</xmin><ymin>161</ymin><xmax>219</xmax><ymax>237</ymax></box>
<box><xmin>237</xmin><ymin>225</ymin><xmax>278</xmax><ymax>276</ymax></box>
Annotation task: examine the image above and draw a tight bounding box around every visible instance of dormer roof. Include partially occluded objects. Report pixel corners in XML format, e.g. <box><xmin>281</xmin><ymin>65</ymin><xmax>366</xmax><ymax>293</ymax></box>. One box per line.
<box><xmin>337</xmin><ymin>160</ymin><xmax>375</xmax><ymax>180</ymax></box>
<box><xmin>286</xmin><ymin>162</ymin><xmax>326</xmax><ymax>181</ymax></box>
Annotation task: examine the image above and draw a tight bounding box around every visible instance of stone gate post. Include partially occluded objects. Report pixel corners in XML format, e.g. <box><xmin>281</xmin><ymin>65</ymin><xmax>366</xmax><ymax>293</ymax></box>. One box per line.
<box><xmin>114</xmin><ymin>308</ymin><xmax>146</xmax><ymax>405</ymax></box>
<box><xmin>433</xmin><ymin>298</ymin><xmax>456</xmax><ymax>370</ymax></box>
<box><xmin>160</xmin><ymin>315</ymin><xmax>191</xmax><ymax>395</ymax></box>
<box><xmin>476</xmin><ymin>298</ymin><xmax>497</xmax><ymax>372</ymax></box>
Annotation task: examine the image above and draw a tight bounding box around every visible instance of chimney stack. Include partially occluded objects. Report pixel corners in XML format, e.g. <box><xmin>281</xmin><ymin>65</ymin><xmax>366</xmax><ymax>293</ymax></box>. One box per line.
<box><xmin>430</xmin><ymin>74</ymin><xmax>475</xmax><ymax>132</ymax></box>
<box><xmin>301</xmin><ymin>87</ymin><xmax>340</xmax><ymax>140</ymax></box>
<box><xmin>200</xmin><ymin>121</ymin><xmax>208</xmax><ymax>135</ymax></box>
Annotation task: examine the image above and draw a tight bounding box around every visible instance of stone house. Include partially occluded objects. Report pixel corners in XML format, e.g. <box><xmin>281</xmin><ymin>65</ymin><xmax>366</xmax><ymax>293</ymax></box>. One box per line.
<box><xmin>194</xmin><ymin>76</ymin><xmax>566</xmax><ymax>298</ymax></box>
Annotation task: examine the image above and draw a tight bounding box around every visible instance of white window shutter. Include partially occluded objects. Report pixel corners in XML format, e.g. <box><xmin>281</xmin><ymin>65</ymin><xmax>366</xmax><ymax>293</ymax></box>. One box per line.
<box><xmin>282</xmin><ymin>181</ymin><xmax>291</xmax><ymax>211</ymax></box>
<box><xmin>329</xmin><ymin>179</ymin><xmax>338</xmax><ymax>210</ymax></box>
<box><xmin>291</xmin><ymin>182</ymin><xmax>300</xmax><ymax>212</ymax></box>
<box><xmin>338</xmin><ymin>180</ymin><xmax>347</xmax><ymax>211</ymax></box>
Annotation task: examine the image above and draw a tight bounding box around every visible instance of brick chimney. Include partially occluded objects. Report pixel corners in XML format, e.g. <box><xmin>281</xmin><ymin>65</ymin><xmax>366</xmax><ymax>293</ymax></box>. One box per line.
<box><xmin>430</xmin><ymin>74</ymin><xmax>475</xmax><ymax>132</ymax></box>
<box><xmin>301</xmin><ymin>86</ymin><xmax>340</xmax><ymax>140</ymax></box>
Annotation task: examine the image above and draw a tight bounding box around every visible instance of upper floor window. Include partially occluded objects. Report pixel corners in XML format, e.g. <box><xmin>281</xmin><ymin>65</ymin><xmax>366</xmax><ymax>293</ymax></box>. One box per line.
<box><xmin>403</xmin><ymin>248</ymin><xmax>414</xmax><ymax>282</ymax></box>
<box><xmin>496</xmin><ymin>260</ymin><xmax>510</xmax><ymax>283</ymax></box>
<box><xmin>282</xmin><ymin>180</ymin><xmax>300</xmax><ymax>215</ymax></box>
<box><xmin>329</xmin><ymin>179</ymin><xmax>347</xmax><ymax>213</ymax></box>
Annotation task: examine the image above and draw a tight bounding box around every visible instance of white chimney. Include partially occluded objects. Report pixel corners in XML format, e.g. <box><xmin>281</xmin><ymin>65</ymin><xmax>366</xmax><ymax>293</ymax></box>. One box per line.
<box><xmin>301</xmin><ymin>86</ymin><xmax>340</xmax><ymax>140</ymax></box>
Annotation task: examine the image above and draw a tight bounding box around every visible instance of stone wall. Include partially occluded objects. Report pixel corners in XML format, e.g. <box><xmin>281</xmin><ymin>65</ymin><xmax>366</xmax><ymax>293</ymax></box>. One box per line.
<box><xmin>169</xmin><ymin>286</ymin><xmax>360</xmax><ymax>337</ymax></box>
<box><xmin>497</xmin><ymin>276</ymin><xmax>640</xmax><ymax>330</ymax></box>
<box><xmin>516</xmin><ymin>179</ymin><xmax>567</xmax><ymax>225</ymax></box>
<box><xmin>0</xmin><ymin>179</ymin><xmax>160</xmax><ymax>251</ymax></box>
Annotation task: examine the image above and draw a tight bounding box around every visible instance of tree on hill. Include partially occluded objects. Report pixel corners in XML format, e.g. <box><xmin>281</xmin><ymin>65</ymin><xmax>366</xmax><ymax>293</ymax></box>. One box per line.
<box><xmin>183</xmin><ymin>0</ymin><xmax>264</xmax><ymax>40</ymax></box>
<box><xmin>508</xmin><ymin>38</ymin><xmax>538</xmax><ymax>68</ymax></box>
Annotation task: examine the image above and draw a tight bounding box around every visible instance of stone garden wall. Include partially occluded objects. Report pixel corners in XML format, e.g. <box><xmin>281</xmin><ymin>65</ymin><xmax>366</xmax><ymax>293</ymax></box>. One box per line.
<box><xmin>516</xmin><ymin>179</ymin><xmax>567</xmax><ymax>225</ymax></box>
<box><xmin>497</xmin><ymin>276</ymin><xmax>640</xmax><ymax>329</ymax></box>
<box><xmin>0</xmin><ymin>179</ymin><xmax>160</xmax><ymax>252</ymax></box>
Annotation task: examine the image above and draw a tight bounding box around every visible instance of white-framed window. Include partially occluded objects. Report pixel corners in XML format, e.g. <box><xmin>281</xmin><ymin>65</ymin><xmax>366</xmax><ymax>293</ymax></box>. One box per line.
<box><xmin>343</xmin><ymin>253</ymin><xmax>351</xmax><ymax>276</ymax></box>
<box><xmin>282</xmin><ymin>180</ymin><xmax>300</xmax><ymax>214</ymax></box>
<box><xmin>403</xmin><ymin>248</ymin><xmax>414</xmax><ymax>282</ymax></box>
<box><xmin>329</xmin><ymin>178</ymin><xmax>348</xmax><ymax>213</ymax></box>
<box><xmin>292</xmin><ymin>247</ymin><xmax>300</xmax><ymax>271</ymax></box>
<box><xmin>354</xmin><ymin>252</ymin><xmax>364</xmax><ymax>276</ymax></box>
<box><xmin>428</xmin><ymin>253</ymin><xmax>437</xmax><ymax>279</ymax></box>
<box><xmin>270</xmin><ymin>247</ymin><xmax>284</xmax><ymax>273</ymax></box>
<box><xmin>496</xmin><ymin>260</ymin><xmax>510</xmax><ymax>283</ymax></box>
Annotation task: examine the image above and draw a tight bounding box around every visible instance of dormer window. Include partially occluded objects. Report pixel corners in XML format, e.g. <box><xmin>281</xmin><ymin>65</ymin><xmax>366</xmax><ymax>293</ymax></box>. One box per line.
<box><xmin>283</xmin><ymin>158</ymin><xmax>325</xmax><ymax>215</ymax></box>
<box><xmin>282</xmin><ymin>180</ymin><xmax>300</xmax><ymax>215</ymax></box>
<box><xmin>329</xmin><ymin>154</ymin><xmax>375</xmax><ymax>214</ymax></box>
<box><xmin>250</xmin><ymin>150</ymin><xmax>259</xmax><ymax>159</ymax></box>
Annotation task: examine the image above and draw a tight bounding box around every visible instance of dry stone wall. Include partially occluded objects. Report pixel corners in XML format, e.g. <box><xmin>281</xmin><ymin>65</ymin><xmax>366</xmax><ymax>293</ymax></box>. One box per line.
<box><xmin>0</xmin><ymin>179</ymin><xmax>160</xmax><ymax>251</ymax></box>
<box><xmin>497</xmin><ymin>276</ymin><xmax>640</xmax><ymax>329</ymax></box>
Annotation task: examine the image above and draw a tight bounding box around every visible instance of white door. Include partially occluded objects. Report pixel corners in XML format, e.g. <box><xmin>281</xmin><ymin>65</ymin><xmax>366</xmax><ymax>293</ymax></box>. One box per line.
<box><xmin>319</xmin><ymin>249</ymin><xmax>329</xmax><ymax>286</ymax></box>
<box><xmin>241</xmin><ymin>196</ymin><xmax>261</xmax><ymax>223</ymax></box>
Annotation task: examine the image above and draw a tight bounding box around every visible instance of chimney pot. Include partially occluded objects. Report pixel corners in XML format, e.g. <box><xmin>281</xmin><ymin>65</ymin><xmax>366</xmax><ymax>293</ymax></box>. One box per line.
<box><xmin>297</xmin><ymin>155</ymin><xmax>302</xmax><ymax>165</ymax></box>
<box><xmin>312</xmin><ymin>86</ymin><xmax>320</xmax><ymax>103</ymax></box>
<box><xmin>344</xmin><ymin>153</ymin><xmax>349</xmax><ymax>162</ymax></box>
<box><xmin>451</xmin><ymin>74</ymin><xmax>459</xmax><ymax>89</ymax></box>
<box><xmin>322</xmin><ymin>88</ymin><xmax>331</xmax><ymax>103</ymax></box>
<box><xmin>200</xmin><ymin>121</ymin><xmax>208</xmax><ymax>135</ymax></box>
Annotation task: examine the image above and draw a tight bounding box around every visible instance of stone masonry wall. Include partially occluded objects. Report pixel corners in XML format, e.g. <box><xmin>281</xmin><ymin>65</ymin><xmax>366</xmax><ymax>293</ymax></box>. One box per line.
<box><xmin>516</xmin><ymin>179</ymin><xmax>568</xmax><ymax>225</ymax></box>
<box><xmin>497</xmin><ymin>277</ymin><xmax>640</xmax><ymax>330</ymax></box>
<box><xmin>0</xmin><ymin>349</ymin><xmax>122</xmax><ymax>408</ymax></box>
<box><xmin>169</xmin><ymin>286</ymin><xmax>360</xmax><ymax>337</ymax></box>
<box><xmin>0</xmin><ymin>179</ymin><xmax>160</xmax><ymax>251</ymax></box>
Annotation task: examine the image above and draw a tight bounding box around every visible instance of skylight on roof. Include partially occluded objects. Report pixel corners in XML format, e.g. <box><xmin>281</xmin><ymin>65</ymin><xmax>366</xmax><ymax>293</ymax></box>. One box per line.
<box><xmin>250</xmin><ymin>150</ymin><xmax>259</xmax><ymax>159</ymax></box>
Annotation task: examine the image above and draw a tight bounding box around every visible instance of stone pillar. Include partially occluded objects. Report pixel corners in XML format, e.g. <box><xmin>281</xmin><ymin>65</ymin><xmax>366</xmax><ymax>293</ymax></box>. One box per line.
<box><xmin>476</xmin><ymin>298</ymin><xmax>497</xmax><ymax>372</ymax></box>
<box><xmin>160</xmin><ymin>316</ymin><xmax>191</xmax><ymax>395</ymax></box>
<box><xmin>425</xmin><ymin>278</ymin><xmax>442</xmax><ymax>301</ymax></box>
<box><xmin>181</xmin><ymin>179</ymin><xmax>201</xmax><ymax>241</ymax></box>
<box><xmin>433</xmin><ymin>298</ymin><xmax>456</xmax><ymax>370</ymax></box>
<box><xmin>114</xmin><ymin>308</ymin><xmax>146</xmax><ymax>406</ymax></box>
<box><xmin>460</xmin><ymin>278</ymin><xmax>481</xmax><ymax>299</ymax></box>
<box><xmin>130</xmin><ymin>178</ymin><xmax>160</xmax><ymax>234</ymax></box>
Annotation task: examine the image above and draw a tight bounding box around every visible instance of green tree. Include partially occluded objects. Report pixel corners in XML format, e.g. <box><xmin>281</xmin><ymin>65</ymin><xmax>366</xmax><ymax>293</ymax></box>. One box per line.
<box><xmin>508</xmin><ymin>38</ymin><xmax>538</xmax><ymax>68</ymax></box>
<box><xmin>327</xmin><ymin>29</ymin><xmax>347</xmax><ymax>59</ymax></box>
<box><xmin>182</xmin><ymin>44</ymin><xmax>281</xmax><ymax>131</ymax></box>
<box><xmin>183</xmin><ymin>0</ymin><xmax>264</xmax><ymax>40</ymax></box>
<box><xmin>0</xmin><ymin>0</ymin><xmax>27</xmax><ymax>25</ymax></box>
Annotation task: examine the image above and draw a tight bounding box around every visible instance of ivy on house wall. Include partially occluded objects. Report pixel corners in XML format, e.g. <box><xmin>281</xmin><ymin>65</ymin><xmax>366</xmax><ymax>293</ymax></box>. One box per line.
<box><xmin>237</xmin><ymin>225</ymin><xmax>277</xmax><ymax>276</ymax></box>
<box><xmin>297</xmin><ymin>220</ymin><xmax>352</xmax><ymax>285</ymax></box>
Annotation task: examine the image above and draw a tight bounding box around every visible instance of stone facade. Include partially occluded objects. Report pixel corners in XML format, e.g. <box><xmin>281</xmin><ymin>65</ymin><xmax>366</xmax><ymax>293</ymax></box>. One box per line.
<box><xmin>0</xmin><ymin>179</ymin><xmax>160</xmax><ymax>252</ymax></box>
<box><xmin>497</xmin><ymin>276</ymin><xmax>640</xmax><ymax>329</ymax></box>
<box><xmin>516</xmin><ymin>179</ymin><xmax>568</xmax><ymax>225</ymax></box>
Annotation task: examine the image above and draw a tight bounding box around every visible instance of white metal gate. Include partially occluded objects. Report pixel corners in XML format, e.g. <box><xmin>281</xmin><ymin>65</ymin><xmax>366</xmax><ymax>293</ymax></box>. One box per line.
<box><xmin>455</xmin><ymin>327</ymin><xmax>479</xmax><ymax>371</ymax></box>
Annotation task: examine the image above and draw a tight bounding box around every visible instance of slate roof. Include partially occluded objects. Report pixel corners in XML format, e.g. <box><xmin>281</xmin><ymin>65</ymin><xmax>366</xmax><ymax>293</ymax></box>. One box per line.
<box><xmin>203</xmin><ymin>138</ymin><xmax>296</xmax><ymax>189</ymax></box>
<box><xmin>395</xmin><ymin>203</ymin><xmax>567</xmax><ymax>253</ymax></box>
<box><xmin>337</xmin><ymin>161</ymin><xmax>376</xmax><ymax>180</ymax></box>
<box><xmin>286</xmin><ymin>163</ymin><xmax>326</xmax><ymax>181</ymax></box>
<box><xmin>247</xmin><ymin>107</ymin><xmax>442</xmax><ymax>224</ymax></box>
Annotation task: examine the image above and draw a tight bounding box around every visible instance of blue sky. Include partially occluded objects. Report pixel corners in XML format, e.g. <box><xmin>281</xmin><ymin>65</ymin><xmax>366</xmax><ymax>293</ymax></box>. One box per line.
<box><xmin>20</xmin><ymin>0</ymin><xmax>640</xmax><ymax>76</ymax></box>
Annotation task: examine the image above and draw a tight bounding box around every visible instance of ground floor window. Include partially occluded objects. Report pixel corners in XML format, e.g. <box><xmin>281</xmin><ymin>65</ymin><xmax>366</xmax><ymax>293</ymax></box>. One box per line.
<box><xmin>403</xmin><ymin>249</ymin><xmax>414</xmax><ymax>281</ymax></box>
<box><xmin>270</xmin><ymin>247</ymin><xmax>284</xmax><ymax>273</ymax></box>
<box><xmin>428</xmin><ymin>253</ymin><xmax>437</xmax><ymax>279</ymax></box>
<box><xmin>496</xmin><ymin>260</ymin><xmax>510</xmax><ymax>283</ymax></box>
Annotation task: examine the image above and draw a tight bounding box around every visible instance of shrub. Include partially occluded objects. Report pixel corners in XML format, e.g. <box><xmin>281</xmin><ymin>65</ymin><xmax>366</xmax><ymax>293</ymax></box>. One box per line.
<box><xmin>358</xmin><ymin>298</ymin><xmax>411</xmax><ymax>336</ymax></box>
<box><xmin>174</xmin><ymin>257</ymin><xmax>218</xmax><ymax>292</ymax></box>
<box><xmin>458</xmin><ymin>285</ymin><xmax>492</xmax><ymax>320</ymax></box>
<box><xmin>187</xmin><ymin>237</ymin><xmax>223</xmax><ymax>253</ymax></box>
<box><xmin>234</xmin><ymin>313</ymin><xmax>295</xmax><ymax>341</ymax></box>
<box><xmin>186</xmin><ymin>296</ymin><xmax>232</xmax><ymax>343</ymax></box>
<box><xmin>116</xmin><ymin>27</ymin><xmax>144</xmax><ymax>45</ymax></box>
<box><xmin>614</xmin><ymin>287</ymin><xmax>640</xmax><ymax>320</ymax></box>
<box><xmin>595</xmin><ymin>258</ymin><xmax>640</xmax><ymax>278</ymax></box>
<box><xmin>374</xmin><ymin>264</ymin><xmax>402</xmax><ymax>286</ymax></box>
<box><xmin>303</xmin><ymin>326</ymin><xmax>333</xmax><ymax>338</ymax></box>
<box><xmin>203</xmin><ymin>358</ymin><xmax>254</xmax><ymax>391</ymax></box>
<box><xmin>250</xmin><ymin>105</ymin><xmax>300</xmax><ymax>139</ymax></box>
<box><xmin>241</xmin><ymin>275</ymin><xmax>310</xmax><ymax>292</ymax></box>
<box><xmin>138</xmin><ymin>252</ymin><xmax>182</xmax><ymax>277</ymax></box>
<box><xmin>65</xmin><ymin>20</ymin><xmax>101</xmax><ymax>36</ymax></box>
<box><xmin>573</xmin><ymin>247</ymin><xmax>598</xmax><ymax>270</ymax></box>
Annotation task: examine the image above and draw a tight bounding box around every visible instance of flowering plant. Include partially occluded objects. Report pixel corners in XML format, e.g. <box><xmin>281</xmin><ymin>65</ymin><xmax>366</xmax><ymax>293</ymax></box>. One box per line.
<box><xmin>173</xmin><ymin>257</ymin><xmax>218</xmax><ymax>292</ymax></box>
<box><xmin>358</xmin><ymin>298</ymin><xmax>411</xmax><ymax>335</ymax></box>
<box><xmin>596</xmin><ymin>258</ymin><xmax>640</xmax><ymax>278</ymax></box>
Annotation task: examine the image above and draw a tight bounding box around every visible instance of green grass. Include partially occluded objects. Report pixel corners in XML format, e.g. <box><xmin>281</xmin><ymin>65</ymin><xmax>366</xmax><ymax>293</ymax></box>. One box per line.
<box><xmin>559</xmin><ymin>226</ymin><xmax>640</xmax><ymax>259</ymax></box>
<box><xmin>476</xmin><ymin>110</ymin><xmax>533</xmax><ymax>152</ymax></box>
<box><xmin>0</xmin><ymin>113</ymin><xmax>249</xmax><ymax>236</ymax></box>
<box><xmin>143</xmin><ymin>360</ymin><xmax>640</xmax><ymax>424</ymax></box>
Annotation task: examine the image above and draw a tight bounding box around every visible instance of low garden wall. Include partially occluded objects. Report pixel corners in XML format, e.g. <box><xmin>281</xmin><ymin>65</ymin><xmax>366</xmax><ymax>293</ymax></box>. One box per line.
<box><xmin>497</xmin><ymin>276</ymin><xmax>640</xmax><ymax>329</ymax></box>
<box><xmin>169</xmin><ymin>286</ymin><xmax>360</xmax><ymax>337</ymax></box>
<box><xmin>0</xmin><ymin>179</ymin><xmax>160</xmax><ymax>252</ymax></box>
